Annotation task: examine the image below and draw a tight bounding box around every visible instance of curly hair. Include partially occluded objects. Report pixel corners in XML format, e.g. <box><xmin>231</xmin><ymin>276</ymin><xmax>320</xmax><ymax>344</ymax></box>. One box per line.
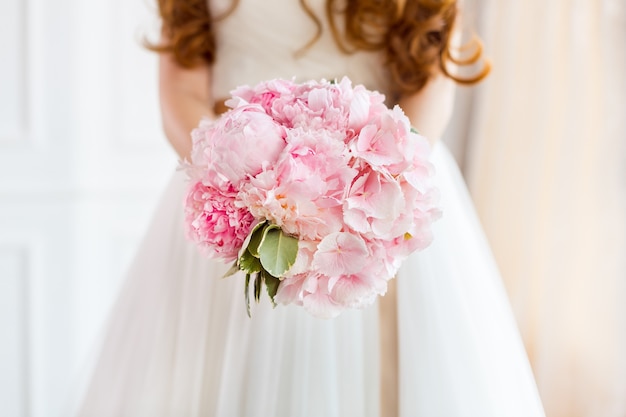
<box><xmin>148</xmin><ymin>0</ymin><xmax>489</xmax><ymax>97</ymax></box>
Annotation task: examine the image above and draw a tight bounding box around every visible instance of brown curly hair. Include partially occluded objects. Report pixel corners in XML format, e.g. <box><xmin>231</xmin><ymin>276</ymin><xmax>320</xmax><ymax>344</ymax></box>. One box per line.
<box><xmin>148</xmin><ymin>0</ymin><xmax>489</xmax><ymax>97</ymax></box>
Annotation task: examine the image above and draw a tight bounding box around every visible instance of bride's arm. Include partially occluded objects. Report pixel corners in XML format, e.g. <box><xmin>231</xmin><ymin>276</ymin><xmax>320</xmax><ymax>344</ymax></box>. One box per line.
<box><xmin>398</xmin><ymin>74</ymin><xmax>456</xmax><ymax>145</ymax></box>
<box><xmin>158</xmin><ymin>50</ymin><xmax>216</xmax><ymax>160</ymax></box>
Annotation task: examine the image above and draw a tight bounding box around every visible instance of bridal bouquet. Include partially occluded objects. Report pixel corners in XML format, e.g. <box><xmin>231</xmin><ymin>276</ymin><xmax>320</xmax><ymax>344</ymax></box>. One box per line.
<box><xmin>183</xmin><ymin>77</ymin><xmax>440</xmax><ymax>318</ymax></box>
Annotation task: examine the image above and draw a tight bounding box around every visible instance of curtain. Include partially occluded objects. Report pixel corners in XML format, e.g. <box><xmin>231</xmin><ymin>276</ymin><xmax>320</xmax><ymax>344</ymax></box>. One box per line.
<box><xmin>456</xmin><ymin>1</ymin><xmax>626</xmax><ymax>416</ymax></box>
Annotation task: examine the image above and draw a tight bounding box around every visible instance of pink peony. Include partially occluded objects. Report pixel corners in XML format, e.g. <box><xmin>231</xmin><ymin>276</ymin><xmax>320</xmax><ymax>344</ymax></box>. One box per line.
<box><xmin>192</xmin><ymin>104</ymin><xmax>286</xmax><ymax>188</ymax></box>
<box><xmin>238</xmin><ymin>128</ymin><xmax>356</xmax><ymax>240</ymax></box>
<box><xmin>184</xmin><ymin>181</ymin><xmax>256</xmax><ymax>262</ymax></box>
<box><xmin>229</xmin><ymin>78</ymin><xmax>298</xmax><ymax>114</ymax></box>
<box><xmin>349</xmin><ymin>106</ymin><xmax>416</xmax><ymax>172</ymax></box>
<box><xmin>343</xmin><ymin>169</ymin><xmax>410</xmax><ymax>240</ymax></box>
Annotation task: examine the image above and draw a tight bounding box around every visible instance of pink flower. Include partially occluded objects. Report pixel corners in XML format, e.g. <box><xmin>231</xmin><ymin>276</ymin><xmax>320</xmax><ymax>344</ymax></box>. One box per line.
<box><xmin>276</xmin><ymin>273</ymin><xmax>344</xmax><ymax>319</ymax></box>
<box><xmin>312</xmin><ymin>232</ymin><xmax>370</xmax><ymax>276</ymax></box>
<box><xmin>328</xmin><ymin>272</ymin><xmax>387</xmax><ymax>308</ymax></box>
<box><xmin>194</xmin><ymin>104</ymin><xmax>286</xmax><ymax>188</ymax></box>
<box><xmin>344</xmin><ymin>169</ymin><xmax>408</xmax><ymax>239</ymax></box>
<box><xmin>238</xmin><ymin>128</ymin><xmax>356</xmax><ymax>240</ymax></box>
<box><xmin>402</xmin><ymin>134</ymin><xmax>436</xmax><ymax>192</ymax></box>
<box><xmin>183</xmin><ymin>76</ymin><xmax>441</xmax><ymax>318</ymax></box>
<box><xmin>390</xmin><ymin>182</ymin><xmax>442</xmax><ymax>257</ymax></box>
<box><xmin>302</xmin><ymin>280</ymin><xmax>343</xmax><ymax>319</ymax></box>
<box><xmin>287</xmin><ymin>239</ymin><xmax>318</xmax><ymax>276</ymax></box>
<box><xmin>185</xmin><ymin>117</ymin><xmax>224</xmax><ymax>183</ymax></box>
<box><xmin>229</xmin><ymin>79</ymin><xmax>298</xmax><ymax>114</ymax></box>
<box><xmin>184</xmin><ymin>181</ymin><xmax>256</xmax><ymax>262</ymax></box>
<box><xmin>274</xmin><ymin>273</ymin><xmax>307</xmax><ymax>306</ymax></box>
<box><xmin>266</xmin><ymin>78</ymin><xmax>358</xmax><ymax>133</ymax></box>
<box><xmin>349</xmin><ymin>105</ymin><xmax>423</xmax><ymax>176</ymax></box>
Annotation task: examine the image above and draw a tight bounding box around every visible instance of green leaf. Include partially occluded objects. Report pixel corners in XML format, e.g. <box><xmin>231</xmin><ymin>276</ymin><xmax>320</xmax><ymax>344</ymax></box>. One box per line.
<box><xmin>258</xmin><ymin>226</ymin><xmax>298</xmax><ymax>278</ymax></box>
<box><xmin>253</xmin><ymin>273</ymin><xmax>262</xmax><ymax>303</ymax></box>
<box><xmin>263</xmin><ymin>270</ymin><xmax>281</xmax><ymax>307</ymax></box>
<box><xmin>247</xmin><ymin>221</ymin><xmax>268</xmax><ymax>258</ymax></box>
<box><xmin>244</xmin><ymin>273</ymin><xmax>251</xmax><ymax>318</ymax></box>
<box><xmin>239</xmin><ymin>248</ymin><xmax>261</xmax><ymax>274</ymax></box>
<box><xmin>222</xmin><ymin>261</ymin><xmax>240</xmax><ymax>279</ymax></box>
<box><xmin>410</xmin><ymin>126</ymin><xmax>420</xmax><ymax>135</ymax></box>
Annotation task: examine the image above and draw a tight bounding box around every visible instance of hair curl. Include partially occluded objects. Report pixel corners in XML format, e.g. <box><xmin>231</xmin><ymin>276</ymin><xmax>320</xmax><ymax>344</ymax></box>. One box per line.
<box><xmin>146</xmin><ymin>0</ymin><xmax>239</xmax><ymax>66</ymax></box>
<box><xmin>148</xmin><ymin>0</ymin><xmax>489</xmax><ymax>97</ymax></box>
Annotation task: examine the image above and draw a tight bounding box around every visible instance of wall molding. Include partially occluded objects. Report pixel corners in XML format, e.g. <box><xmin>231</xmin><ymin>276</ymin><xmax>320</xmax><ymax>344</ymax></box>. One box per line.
<box><xmin>0</xmin><ymin>244</ymin><xmax>31</xmax><ymax>417</ymax></box>
<box><xmin>0</xmin><ymin>0</ymin><xmax>29</xmax><ymax>146</ymax></box>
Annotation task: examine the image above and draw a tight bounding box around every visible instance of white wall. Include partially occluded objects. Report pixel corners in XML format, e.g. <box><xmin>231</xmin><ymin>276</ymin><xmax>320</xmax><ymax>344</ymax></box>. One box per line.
<box><xmin>0</xmin><ymin>0</ymin><xmax>174</xmax><ymax>415</ymax></box>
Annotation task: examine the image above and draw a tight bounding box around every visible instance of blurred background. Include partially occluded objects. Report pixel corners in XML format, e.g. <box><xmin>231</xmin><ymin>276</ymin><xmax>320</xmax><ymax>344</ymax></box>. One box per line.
<box><xmin>0</xmin><ymin>1</ymin><xmax>624</xmax><ymax>417</ymax></box>
<box><xmin>455</xmin><ymin>2</ymin><xmax>626</xmax><ymax>416</ymax></box>
<box><xmin>0</xmin><ymin>0</ymin><xmax>172</xmax><ymax>415</ymax></box>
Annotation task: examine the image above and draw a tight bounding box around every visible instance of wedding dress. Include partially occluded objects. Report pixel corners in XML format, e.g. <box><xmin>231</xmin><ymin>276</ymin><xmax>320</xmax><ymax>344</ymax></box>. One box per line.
<box><xmin>75</xmin><ymin>1</ymin><xmax>546</xmax><ymax>416</ymax></box>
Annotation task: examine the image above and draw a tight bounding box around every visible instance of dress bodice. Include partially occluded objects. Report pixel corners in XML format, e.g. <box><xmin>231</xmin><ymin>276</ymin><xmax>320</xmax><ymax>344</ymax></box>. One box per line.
<box><xmin>209</xmin><ymin>0</ymin><xmax>390</xmax><ymax>99</ymax></box>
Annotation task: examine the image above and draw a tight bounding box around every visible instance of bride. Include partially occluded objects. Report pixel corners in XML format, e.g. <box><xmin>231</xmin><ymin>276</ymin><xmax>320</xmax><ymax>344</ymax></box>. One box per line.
<box><xmin>75</xmin><ymin>0</ymin><xmax>546</xmax><ymax>416</ymax></box>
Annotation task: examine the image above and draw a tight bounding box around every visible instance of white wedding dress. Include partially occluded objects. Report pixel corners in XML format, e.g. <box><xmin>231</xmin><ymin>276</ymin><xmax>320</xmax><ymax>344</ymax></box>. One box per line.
<box><xmin>75</xmin><ymin>1</ymin><xmax>546</xmax><ymax>416</ymax></box>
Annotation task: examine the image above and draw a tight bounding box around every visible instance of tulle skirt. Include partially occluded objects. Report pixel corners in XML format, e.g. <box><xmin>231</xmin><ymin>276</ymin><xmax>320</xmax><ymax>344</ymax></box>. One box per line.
<box><xmin>74</xmin><ymin>143</ymin><xmax>545</xmax><ymax>417</ymax></box>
